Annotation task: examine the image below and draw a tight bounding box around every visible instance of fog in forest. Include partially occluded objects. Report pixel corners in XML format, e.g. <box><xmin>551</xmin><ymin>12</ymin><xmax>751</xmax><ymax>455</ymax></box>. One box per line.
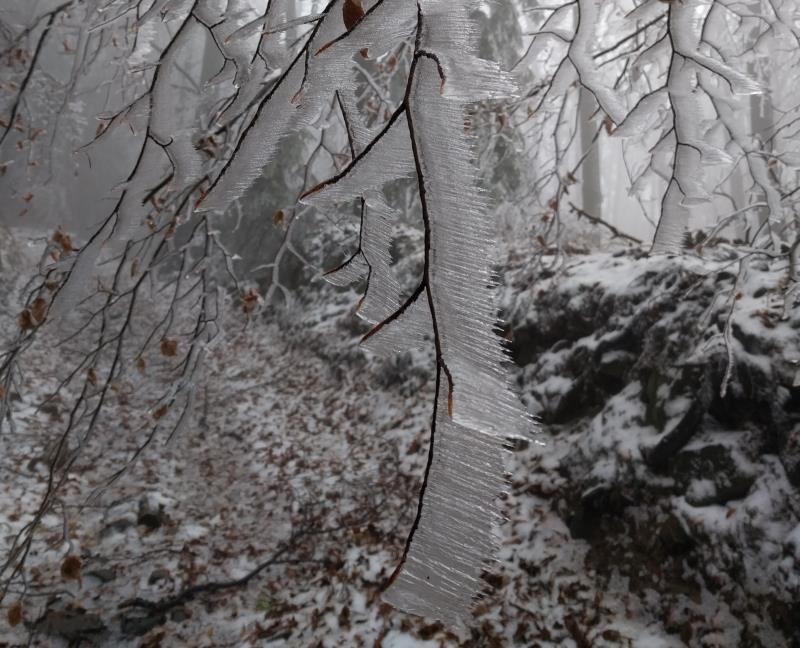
<box><xmin>1</xmin><ymin>1</ymin><xmax>799</xmax><ymax>646</ymax></box>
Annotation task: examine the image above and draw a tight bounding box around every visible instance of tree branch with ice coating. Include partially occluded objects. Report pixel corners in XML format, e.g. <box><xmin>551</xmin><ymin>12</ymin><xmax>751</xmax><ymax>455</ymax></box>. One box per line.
<box><xmin>296</xmin><ymin>1</ymin><xmax>530</xmax><ymax>622</ymax></box>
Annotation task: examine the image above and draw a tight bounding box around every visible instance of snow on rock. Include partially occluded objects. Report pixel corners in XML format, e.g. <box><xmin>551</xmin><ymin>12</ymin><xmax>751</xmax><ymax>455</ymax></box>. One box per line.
<box><xmin>502</xmin><ymin>248</ymin><xmax>800</xmax><ymax>645</ymax></box>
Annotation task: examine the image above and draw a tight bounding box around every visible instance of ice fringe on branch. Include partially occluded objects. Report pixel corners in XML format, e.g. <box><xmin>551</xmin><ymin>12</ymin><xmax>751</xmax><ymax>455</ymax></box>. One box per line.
<box><xmin>202</xmin><ymin>0</ymin><xmax>531</xmax><ymax>623</ymax></box>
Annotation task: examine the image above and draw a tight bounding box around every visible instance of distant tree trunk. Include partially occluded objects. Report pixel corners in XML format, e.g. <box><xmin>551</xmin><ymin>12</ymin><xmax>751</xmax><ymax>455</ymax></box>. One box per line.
<box><xmin>747</xmin><ymin>49</ymin><xmax>775</xmax><ymax>242</ymax></box>
<box><xmin>579</xmin><ymin>87</ymin><xmax>603</xmax><ymax>222</ymax></box>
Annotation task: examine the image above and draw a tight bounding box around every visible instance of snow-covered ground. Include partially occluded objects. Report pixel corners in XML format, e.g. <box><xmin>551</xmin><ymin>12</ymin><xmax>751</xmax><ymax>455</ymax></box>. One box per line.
<box><xmin>1</xmin><ymin>247</ymin><xmax>799</xmax><ymax>646</ymax></box>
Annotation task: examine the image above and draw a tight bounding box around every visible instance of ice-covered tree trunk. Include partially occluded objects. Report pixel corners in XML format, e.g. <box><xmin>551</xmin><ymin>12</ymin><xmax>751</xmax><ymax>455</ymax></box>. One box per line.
<box><xmin>515</xmin><ymin>0</ymin><xmax>796</xmax><ymax>256</ymax></box>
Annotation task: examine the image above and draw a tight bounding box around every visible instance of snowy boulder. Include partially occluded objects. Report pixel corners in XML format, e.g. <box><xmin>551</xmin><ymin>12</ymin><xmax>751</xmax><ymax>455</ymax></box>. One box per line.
<box><xmin>502</xmin><ymin>250</ymin><xmax>800</xmax><ymax>644</ymax></box>
<box><xmin>672</xmin><ymin>443</ymin><xmax>756</xmax><ymax>506</ymax></box>
<box><xmin>505</xmin><ymin>250</ymin><xmax>800</xmax><ymax>485</ymax></box>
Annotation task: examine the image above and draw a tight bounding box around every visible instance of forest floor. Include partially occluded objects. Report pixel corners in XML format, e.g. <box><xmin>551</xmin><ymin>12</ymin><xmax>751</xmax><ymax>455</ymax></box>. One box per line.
<box><xmin>1</xmin><ymin>248</ymin><xmax>799</xmax><ymax>647</ymax></box>
<box><xmin>0</xmin><ymin>293</ymin><xmax>676</xmax><ymax>647</ymax></box>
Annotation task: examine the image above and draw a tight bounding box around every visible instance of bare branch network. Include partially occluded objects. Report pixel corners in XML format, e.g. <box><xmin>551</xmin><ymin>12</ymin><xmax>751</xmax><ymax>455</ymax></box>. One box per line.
<box><xmin>0</xmin><ymin>0</ymin><xmax>798</xmax><ymax>625</ymax></box>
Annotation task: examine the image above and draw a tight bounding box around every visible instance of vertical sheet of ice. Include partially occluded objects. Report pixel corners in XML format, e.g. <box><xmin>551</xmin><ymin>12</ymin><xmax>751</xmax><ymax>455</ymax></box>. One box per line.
<box><xmin>381</xmin><ymin>388</ymin><xmax>506</xmax><ymax>622</ymax></box>
<box><xmin>300</xmin><ymin>2</ymin><xmax>530</xmax><ymax>622</ymax></box>
<box><xmin>303</xmin><ymin>113</ymin><xmax>415</xmax><ymax>206</ymax></box>
<box><xmin>149</xmin><ymin>19</ymin><xmax>208</xmax><ymax>193</ymax></box>
<box><xmin>357</xmin><ymin>193</ymin><xmax>403</xmax><ymax>324</ymax></box>
<box><xmin>670</xmin><ymin>0</ymin><xmax>761</xmax><ymax>96</ymax></box>
<box><xmin>380</xmin><ymin>0</ymin><xmax>530</xmax><ymax>622</ymax></box>
<box><xmin>404</xmin><ymin>18</ymin><xmax>526</xmax><ymax>438</ymax></box>
<box><xmin>200</xmin><ymin>0</ymin><xmax>416</xmax><ymax>213</ymax></box>
<box><xmin>323</xmin><ymin>192</ymin><xmax>406</xmax><ymax>324</ymax></box>
<box><xmin>129</xmin><ymin>0</ymin><xmax>194</xmax><ymax>67</ymax></box>
<box><xmin>360</xmin><ymin>297</ymin><xmax>433</xmax><ymax>357</ymax></box>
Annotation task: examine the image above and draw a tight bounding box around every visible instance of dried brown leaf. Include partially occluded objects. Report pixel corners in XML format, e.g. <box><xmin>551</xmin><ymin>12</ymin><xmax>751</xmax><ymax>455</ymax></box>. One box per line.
<box><xmin>152</xmin><ymin>404</ymin><xmax>169</xmax><ymax>421</ymax></box>
<box><xmin>60</xmin><ymin>555</ymin><xmax>81</xmax><ymax>583</ymax></box>
<box><xmin>7</xmin><ymin>602</ymin><xmax>23</xmax><ymax>627</ymax></box>
<box><xmin>160</xmin><ymin>338</ymin><xmax>178</xmax><ymax>357</ymax></box>
<box><xmin>242</xmin><ymin>288</ymin><xmax>259</xmax><ymax>314</ymax></box>
<box><xmin>342</xmin><ymin>0</ymin><xmax>364</xmax><ymax>31</ymax></box>
<box><xmin>18</xmin><ymin>309</ymin><xmax>34</xmax><ymax>331</ymax></box>
<box><xmin>30</xmin><ymin>296</ymin><xmax>47</xmax><ymax>323</ymax></box>
<box><xmin>53</xmin><ymin>229</ymin><xmax>74</xmax><ymax>253</ymax></box>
